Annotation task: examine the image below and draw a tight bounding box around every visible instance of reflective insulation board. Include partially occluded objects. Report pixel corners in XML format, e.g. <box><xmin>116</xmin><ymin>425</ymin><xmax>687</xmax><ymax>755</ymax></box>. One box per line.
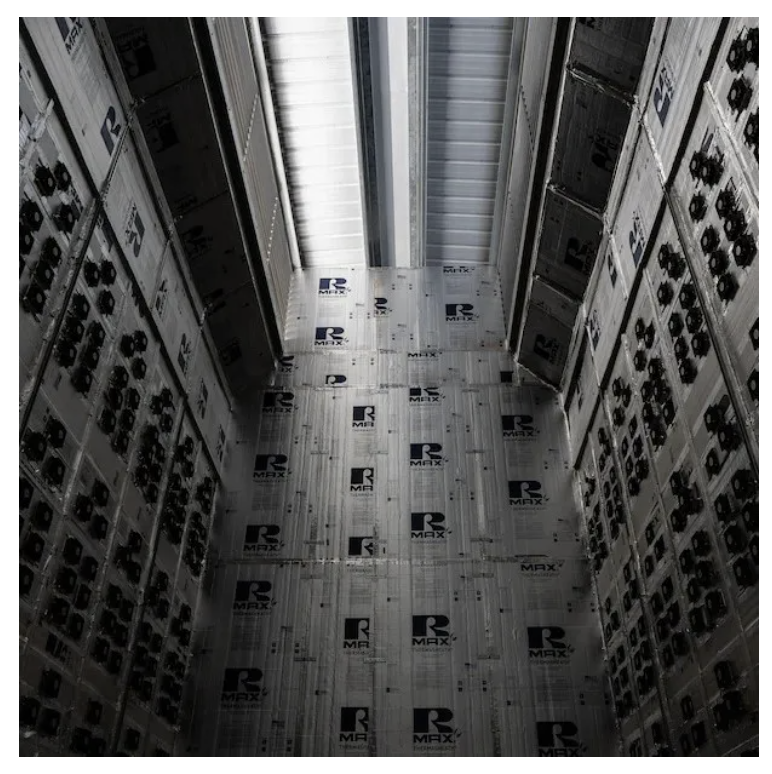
<box><xmin>189</xmin><ymin>267</ymin><xmax>617</xmax><ymax>756</ymax></box>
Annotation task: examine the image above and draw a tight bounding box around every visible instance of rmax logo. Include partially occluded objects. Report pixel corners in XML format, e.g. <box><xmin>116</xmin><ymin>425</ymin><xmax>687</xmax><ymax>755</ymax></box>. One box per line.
<box><xmin>154</xmin><ymin>278</ymin><xmax>169</xmax><ymax>317</ymax></box>
<box><xmin>243</xmin><ymin>524</ymin><xmax>283</xmax><ymax>554</ymax></box>
<box><xmin>412</xmin><ymin>615</ymin><xmax>454</xmax><ymax>647</ymax></box>
<box><xmin>588</xmin><ymin>309</ymin><xmax>601</xmax><ymax>350</ymax></box>
<box><xmin>533</xmin><ymin>334</ymin><xmax>560</xmax><ymax>364</ymax></box>
<box><xmin>373</xmin><ymin>297</ymin><xmax>391</xmax><ymax>316</ymax></box>
<box><xmin>653</xmin><ymin>64</ymin><xmax>674</xmax><ymax>127</ymax></box>
<box><xmin>199</xmin><ymin>283</ymin><xmax>224</xmax><ymax>323</ymax></box>
<box><xmin>339</xmin><ymin>707</ymin><xmax>369</xmax><ymax>743</ymax></box>
<box><xmin>502</xmin><ymin>414</ymin><xmax>538</xmax><ymax>439</ymax></box>
<box><xmin>216</xmin><ymin>425</ymin><xmax>226</xmax><ymax>462</ymax></box>
<box><xmin>319</xmin><ymin>277</ymin><xmax>349</xmax><ymax>295</ymax></box>
<box><xmin>509</xmin><ymin>480</ymin><xmax>546</xmax><ymax>506</ymax></box>
<box><xmin>410</xmin><ymin>443</ymin><xmax>443</xmax><ymax>468</ymax></box>
<box><xmin>219</xmin><ymin>339</ymin><xmax>243</xmax><ymax>366</ymax></box>
<box><xmin>343</xmin><ymin>617</ymin><xmax>370</xmax><ymax>649</ymax></box>
<box><xmin>409</xmin><ymin>387</ymin><xmax>441</xmax><ymax>404</ymax></box>
<box><xmin>253</xmin><ymin>454</ymin><xmax>288</xmax><ymax>480</ymax></box>
<box><xmin>564</xmin><ymin>237</ymin><xmax>595</xmax><ymax>276</ymax></box>
<box><xmin>326</xmin><ymin>374</ymin><xmax>347</xmax><ymax>386</ymax></box>
<box><xmin>177</xmin><ymin>332</ymin><xmax>192</xmax><ymax>374</ymax></box>
<box><xmin>314</xmin><ymin>326</ymin><xmax>346</xmax><ymax>347</ymax></box>
<box><xmin>263</xmin><ymin>391</ymin><xmax>294</xmax><ymax>414</ymax></box>
<box><xmin>197</xmin><ymin>379</ymin><xmax>208</xmax><ymax>419</ymax></box>
<box><xmin>445</xmin><ymin>303</ymin><xmax>477</xmax><ymax>322</ymax></box>
<box><xmin>278</xmin><ymin>355</ymin><xmax>295</xmax><ymax>373</ymax></box>
<box><xmin>220</xmin><ymin>668</ymin><xmax>266</xmax><ymax>704</ymax></box>
<box><xmin>174</xmin><ymin>193</ymin><xmax>199</xmax><ymax>218</ymax></box>
<box><xmin>352</xmin><ymin>406</ymin><xmax>375</xmax><ymax>429</ymax></box>
<box><xmin>520</xmin><ymin>560</ymin><xmax>563</xmax><ymax>575</ymax></box>
<box><xmin>115</xmin><ymin>28</ymin><xmax>157</xmax><ymax>81</ymax></box>
<box><xmin>100</xmin><ymin>106</ymin><xmax>122</xmax><ymax>157</ymax></box>
<box><xmin>410</xmin><ymin>512</ymin><xmax>448</xmax><ymax>540</ymax></box>
<box><xmin>123</xmin><ymin>204</ymin><xmax>145</xmax><ymax>258</ymax></box>
<box><xmin>348</xmin><ymin>536</ymin><xmax>374</xmax><ymax>557</ymax></box>
<box><xmin>628</xmin><ymin>211</ymin><xmax>646</xmax><ymax>267</ymax></box>
<box><xmin>144</xmin><ymin>110</ymin><xmax>179</xmax><ymax>153</ymax></box>
<box><xmin>413</xmin><ymin>708</ymin><xmax>460</xmax><ymax>745</ymax></box>
<box><xmin>606</xmin><ymin>248</ymin><xmax>618</xmax><ymax>287</ymax></box>
<box><xmin>407</xmin><ymin>351</ymin><xmax>439</xmax><ymax>359</ymax></box>
<box><xmin>536</xmin><ymin>721</ymin><xmax>586</xmax><ymax>756</ymax></box>
<box><xmin>180</xmin><ymin>224</ymin><xmax>213</xmax><ymax>260</ymax></box>
<box><xmin>55</xmin><ymin>17</ymin><xmax>84</xmax><ymax>54</ymax></box>
<box><xmin>527</xmin><ymin>626</ymin><xmax>574</xmax><ymax>659</ymax></box>
<box><xmin>350</xmin><ymin>468</ymin><xmax>374</xmax><ymax>492</ymax></box>
<box><xmin>443</xmin><ymin>266</ymin><xmax>471</xmax><ymax>274</ymax></box>
<box><xmin>233</xmin><ymin>581</ymin><xmax>275</xmax><ymax>613</ymax></box>
<box><xmin>590</xmin><ymin>130</ymin><xmax>620</xmax><ymax>173</ymax></box>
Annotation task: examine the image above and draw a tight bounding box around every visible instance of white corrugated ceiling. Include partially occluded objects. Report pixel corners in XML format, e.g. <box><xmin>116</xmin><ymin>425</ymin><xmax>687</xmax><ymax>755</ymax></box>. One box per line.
<box><xmin>261</xmin><ymin>17</ymin><xmax>367</xmax><ymax>268</ymax></box>
<box><xmin>259</xmin><ymin>17</ymin><xmax>521</xmax><ymax>270</ymax></box>
<box><xmin>425</xmin><ymin>18</ymin><xmax>516</xmax><ymax>265</ymax></box>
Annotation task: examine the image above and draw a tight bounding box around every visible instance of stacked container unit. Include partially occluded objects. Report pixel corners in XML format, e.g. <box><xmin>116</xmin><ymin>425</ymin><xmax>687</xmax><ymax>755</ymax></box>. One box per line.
<box><xmin>20</xmin><ymin>18</ymin><xmax>232</xmax><ymax>756</ymax></box>
<box><xmin>564</xmin><ymin>17</ymin><xmax>758</xmax><ymax>756</ymax></box>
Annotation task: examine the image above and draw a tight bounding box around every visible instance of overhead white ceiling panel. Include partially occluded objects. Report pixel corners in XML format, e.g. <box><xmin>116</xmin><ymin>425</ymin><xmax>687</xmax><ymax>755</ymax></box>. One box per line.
<box><xmin>427</xmin><ymin>117</ymin><xmax>503</xmax><ymax>143</ymax></box>
<box><xmin>425</xmin><ymin>17</ymin><xmax>516</xmax><ymax>265</ymax></box>
<box><xmin>262</xmin><ymin>17</ymin><xmax>366</xmax><ymax>267</ymax></box>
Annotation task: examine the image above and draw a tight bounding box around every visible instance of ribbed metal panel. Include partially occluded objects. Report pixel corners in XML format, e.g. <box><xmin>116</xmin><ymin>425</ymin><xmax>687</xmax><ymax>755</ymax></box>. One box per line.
<box><xmin>209</xmin><ymin>17</ymin><xmax>293</xmax><ymax>334</ymax></box>
<box><xmin>425</xmin><ymin>18</ymin><xmax>514</xmax><ymax>265</ymax></box>
<box><xmin>210</xmin><ymin>18</ymin><xmax>258</xmax><ymax>155</ymax></box>
<box><xmin>262</xmin><ymin>18</ymin><xmax>366</xmax><ymax>268</ymax></box>
<box><xmin>498</xmin><ymin>18</ymin><xmax>555</xmax><ymax>326</ymax></box>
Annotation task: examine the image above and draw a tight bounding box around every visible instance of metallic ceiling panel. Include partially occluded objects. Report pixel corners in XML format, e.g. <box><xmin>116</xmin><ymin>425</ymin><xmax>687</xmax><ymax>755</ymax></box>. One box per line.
<box><xmin>534</xmin><ymin>188</ymin><xmax>603</xmax><ymax>300</ymax></box>
<box><xmin>425</xmin><ymin>18</ymin><xmax>515</xmax><ymax>266</ymax></box>
<box><xmin>569</xmin><ymin>18</ymin><xmax>654</xmax><ymax>93</ymax></box>
<box><xmin>550</xmin><ymin>72</ymin><xmax>632</xmax><ymax>211</ymax></box>
<box><xmin>427</xmin><ymin>117</ymin><xmax>503</xmax><ymax>143</ymax></box>
<box><xmin>426</xmin><ymin>159</ymin><xmax>498</xmax><ymax>183</ymax></box>
<box><xmin>209</xmin><ymin>18</ymin><xmax>259</xmax><ymax>157</ymax></box>
<box><xmin>262</xmin><ymin>17</ymin><xmax>366</xmax><ymax>268</ymax></box>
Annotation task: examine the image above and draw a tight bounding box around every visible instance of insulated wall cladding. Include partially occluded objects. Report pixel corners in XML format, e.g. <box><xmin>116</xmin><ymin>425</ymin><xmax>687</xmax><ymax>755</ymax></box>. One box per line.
<box><xmin>191</xmin><ymin>267</ymin><xmax>616</xmax><ymax>756</ymax></box>
<box><xmin>24</xmin><ymin>18</ymin><xmax>127</xmax><ymax>192</ymax></box>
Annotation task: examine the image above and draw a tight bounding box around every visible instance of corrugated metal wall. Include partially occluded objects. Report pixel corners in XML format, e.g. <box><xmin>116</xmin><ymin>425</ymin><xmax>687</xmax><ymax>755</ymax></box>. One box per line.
<box><xmin>261</xmin><ymin>18</ymin><xmax>367</xmax><ymax>268</ymax></box>
<box><xmin>188</xmin><ymin>265</ymin><xmax>616</xmax><ymax>756</ymax></box>
<box><xmin>425</xmin><ymin>19</ymin><xmax>515</xmax><ymax>265</ymax></box>
<box><xmin>208</xmin><ymin>18</ymin><xmax>294</xmax><ymax>325</ymax></box>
